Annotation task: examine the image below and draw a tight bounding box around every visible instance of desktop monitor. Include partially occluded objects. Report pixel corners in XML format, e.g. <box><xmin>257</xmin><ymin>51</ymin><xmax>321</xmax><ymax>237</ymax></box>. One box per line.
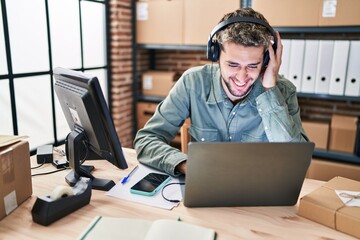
<box><xmin>54</xmin><ymin>67</ymin><xmax>128</xmax><ymax>191</ymax></box>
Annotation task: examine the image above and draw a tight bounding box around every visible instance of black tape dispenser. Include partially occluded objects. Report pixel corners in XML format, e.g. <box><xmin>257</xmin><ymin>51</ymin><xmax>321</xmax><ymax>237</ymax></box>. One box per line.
<box><xmin>31</xmin><ymin>177</ymin><xmax>92</xmax><ymax>226</ymax></box>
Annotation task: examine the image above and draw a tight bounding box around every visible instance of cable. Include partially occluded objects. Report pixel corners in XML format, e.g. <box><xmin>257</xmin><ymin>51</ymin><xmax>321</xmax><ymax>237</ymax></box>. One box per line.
<box><xmin>53</xmin><ymin>147</ymin><xmax>66</xmax><ymax>156</ymax></box>
<box><xmin>161</xmin><ymin>182</ymin><xmax>185</xmax><ymax>203</ymax></box>
<box><xmin>31</xmin><ymin>167</ymin><xmax>69</xmax><ymax>177</ymax></box>
<box><xmin>31</xmin><ymin>159</ymin><xmax>46</xmax><ymax>169</ymax></box>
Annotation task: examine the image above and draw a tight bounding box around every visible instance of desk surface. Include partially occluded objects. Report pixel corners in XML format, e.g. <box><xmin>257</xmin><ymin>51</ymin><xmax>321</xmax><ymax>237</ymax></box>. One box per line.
<box><xmin>0</xmin><ymin>148</ymin><xmax>357</xmax><ymax>240</ymax></box>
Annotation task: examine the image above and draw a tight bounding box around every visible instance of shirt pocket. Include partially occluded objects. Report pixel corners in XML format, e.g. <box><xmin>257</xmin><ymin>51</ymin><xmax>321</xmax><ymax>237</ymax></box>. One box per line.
<box><xmin>189</xmin><ymin>125</ymin><xmax>220</xmax><ymax>142</ymax></box>
<box><xmin>240</xmin><ymin>132</ymin><xmax>268</xmax><ymax>142</ymax></box>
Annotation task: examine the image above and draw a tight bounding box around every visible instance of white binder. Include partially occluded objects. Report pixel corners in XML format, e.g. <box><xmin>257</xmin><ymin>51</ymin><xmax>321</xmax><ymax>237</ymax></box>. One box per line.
<box><xmin>315</xmin><ymin>40</ymin><xmax>334</xmax><ymax>94</ymax></box>
<box><xmin>329</xmin><ymin>40</ymin><xmax>350</xmax><ymax>95</ymax></box>
<box><xmin>344</xmin><ymin>41</ymin><xmax>360</xmax><ymax>96</ymax></box>
<box><xmin>288</xmin><ymin>40</ymin><xmax>305</xmax><ymax>91</ymax></box>
<box><xmin>301</xmin><ymin>40</ymin><xmax>319</xmax><ymax>93</ymax></box>
<box><xmin>279</xmin><ymin>39</ymin><xmax>291</xmax><ymax>79</ymax></box>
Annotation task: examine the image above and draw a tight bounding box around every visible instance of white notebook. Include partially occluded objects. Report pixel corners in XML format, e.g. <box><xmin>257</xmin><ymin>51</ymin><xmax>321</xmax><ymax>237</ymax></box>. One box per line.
<box><xmin>78</xmin><ymin>216</ymin><xmax>216</xmax><ymax>240</ymax></box>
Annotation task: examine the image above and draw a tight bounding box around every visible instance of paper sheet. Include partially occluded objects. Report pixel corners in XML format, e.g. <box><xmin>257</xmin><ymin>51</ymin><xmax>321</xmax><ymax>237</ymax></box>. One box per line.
<box><xmin>106</xmin><ymin>164</ymin><xmax>184</xmax><ymax>210</ymax></box>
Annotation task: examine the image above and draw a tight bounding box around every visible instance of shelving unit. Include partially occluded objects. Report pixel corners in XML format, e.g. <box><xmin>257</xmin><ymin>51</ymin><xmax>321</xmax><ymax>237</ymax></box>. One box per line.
<box><xmin>131</xmin><ymin>1</ymin><xmax>360</xmax><ymax>165</ymax></box>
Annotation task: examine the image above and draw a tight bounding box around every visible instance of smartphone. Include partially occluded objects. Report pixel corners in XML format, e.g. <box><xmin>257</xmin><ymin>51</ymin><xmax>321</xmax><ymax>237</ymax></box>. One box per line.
<box><xmin>130</xmin><ymin>172</ymin><xmax>171</xmax><ymax>196</ymax></box>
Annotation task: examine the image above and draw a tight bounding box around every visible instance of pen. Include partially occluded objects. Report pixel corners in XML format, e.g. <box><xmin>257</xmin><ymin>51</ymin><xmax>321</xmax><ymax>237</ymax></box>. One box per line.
<box><xmin>121</xmin><ymin>165</ymin><xmax>139</xmax><ymax>184</ymax></box>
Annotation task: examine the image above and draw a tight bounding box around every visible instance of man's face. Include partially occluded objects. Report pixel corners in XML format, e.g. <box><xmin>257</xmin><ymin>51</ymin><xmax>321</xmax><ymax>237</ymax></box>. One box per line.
<box><xmin>219</xmin><ymin>42</ymin><xmax>264</xmax><ymax>102</ymax></box>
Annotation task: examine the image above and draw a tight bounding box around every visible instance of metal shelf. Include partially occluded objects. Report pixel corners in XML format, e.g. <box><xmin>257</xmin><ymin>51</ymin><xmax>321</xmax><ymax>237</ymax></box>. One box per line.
<box><xmin>297</xmin><ymin>92</ymin><xmax>360</xmax><ymax>102</ymax></box>
<box><xmin>138</xmin><ymin>95</ymin><xmax>164</xmax><ymax>103</ymax></box>
<box><xmin>136</xmin><ymin>27</ymin><xmax>360</xmax><ymax>52</ymax></box>
<box><xmin>274</xmin><ymin>26</ymin><xmax>360</xmax><ymax>33</ymax></box>
<box><xmin>313</xmin><ymin>149</ymin><xmax>360</xmax><ymax>165</ymax></box>
<box><xmin>137</xmin><ymin>44</ymin><xmax>207</xmax><ymax>51</ymax></box>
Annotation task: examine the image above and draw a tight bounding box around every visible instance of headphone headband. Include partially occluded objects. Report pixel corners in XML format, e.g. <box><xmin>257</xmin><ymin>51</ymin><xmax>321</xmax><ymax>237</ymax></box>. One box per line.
<box><xmin>208</xmin><ymin>16</ymin><xmax>276</xmax><ymax>42</ymax></box>
<box><xmin>207</xmin><ymin>16</ymin><xmax>277</xmax><ymax>64</ymax></box>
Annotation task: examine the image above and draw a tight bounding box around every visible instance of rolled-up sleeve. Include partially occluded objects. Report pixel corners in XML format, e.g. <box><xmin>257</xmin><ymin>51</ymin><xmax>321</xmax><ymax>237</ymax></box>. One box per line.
<box><xmin>255</xmin><ymin>80</ymin><xmax>308</xmax><ymax>142</ymax></box>
<box><xmin>134</xmin><ymin>77</ymin><xmax>189</xmax><ymax>176</ymax></box>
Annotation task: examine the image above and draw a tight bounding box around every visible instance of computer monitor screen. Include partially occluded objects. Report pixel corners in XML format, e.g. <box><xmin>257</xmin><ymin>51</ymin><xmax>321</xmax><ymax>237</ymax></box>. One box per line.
<box><xmin>54</xmin><ymin>67</ymin><xmax>128</xmax><ymax>191</ymax></box>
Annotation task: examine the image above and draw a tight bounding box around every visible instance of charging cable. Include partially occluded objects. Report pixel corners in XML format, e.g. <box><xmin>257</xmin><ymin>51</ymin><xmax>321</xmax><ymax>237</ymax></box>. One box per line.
<box><xmin>161</xmin><ymin>182</ymin><xmax>185</xmax><ymax>203</ymax></box>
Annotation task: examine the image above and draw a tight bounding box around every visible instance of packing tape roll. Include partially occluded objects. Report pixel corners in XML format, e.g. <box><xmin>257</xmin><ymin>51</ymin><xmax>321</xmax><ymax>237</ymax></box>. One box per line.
<box><xmin>50</xmin><ymin>185</ymin><xmax>74</xmax><ymax>200</ymax></box>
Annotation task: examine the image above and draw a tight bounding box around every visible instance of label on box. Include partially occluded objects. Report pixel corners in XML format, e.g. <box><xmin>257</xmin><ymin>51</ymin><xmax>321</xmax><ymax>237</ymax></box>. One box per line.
<box><xmin>137</xmin><ymin>2</ymin><xmax>148</xmax><ymax>21</ymax></box>
<box><xmin>143</xmin><ymin>76</ymin><xmax>153</xmax><ymax>90</ymax></box>
<box><xmin>4</xmin><ymin>191</ymin><xmax>17</xmax><ymax>215</ymax></box>
<box><xmin>336</xmin><ymin>190</ymin><xmax>360</xmax><ymax>207</ymax></box>
<box><xmin>322</xmin><ymin>0</ymin><xmax>337</xmax><ymax>17</ymax></box>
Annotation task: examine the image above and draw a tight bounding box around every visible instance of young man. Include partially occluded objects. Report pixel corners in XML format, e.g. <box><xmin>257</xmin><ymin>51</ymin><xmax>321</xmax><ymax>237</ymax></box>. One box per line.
<box><xmin>134</xmin><ymin>8</ymin><xmax>308</xmax><ymax>176</ymax></box>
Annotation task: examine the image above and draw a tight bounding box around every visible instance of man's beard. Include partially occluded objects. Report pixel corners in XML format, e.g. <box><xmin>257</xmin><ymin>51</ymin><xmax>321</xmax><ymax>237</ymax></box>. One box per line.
<box><xmin>221</xmin><ymin>75</ymin><xmax>255</xmax><ymax>100</ymax></box>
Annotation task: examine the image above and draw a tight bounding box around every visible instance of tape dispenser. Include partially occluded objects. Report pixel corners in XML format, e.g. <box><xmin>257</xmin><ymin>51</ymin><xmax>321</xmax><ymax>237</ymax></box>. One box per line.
<box><xmin>31</xmin><ymin>177</ymin><xmax>92</xmax><ymax>226</ymax></box>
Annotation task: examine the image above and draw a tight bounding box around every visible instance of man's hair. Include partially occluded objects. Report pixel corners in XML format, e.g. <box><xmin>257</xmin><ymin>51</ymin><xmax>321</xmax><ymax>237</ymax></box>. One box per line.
<box><xmin>215</xmin><ymin>8</ymin><xmax>272</xmax><ymax>52</ymax></box>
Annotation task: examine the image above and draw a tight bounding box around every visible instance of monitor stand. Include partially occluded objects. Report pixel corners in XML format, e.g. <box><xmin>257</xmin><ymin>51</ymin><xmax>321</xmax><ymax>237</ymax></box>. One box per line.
<box><xmin>65</xmin><ymin>129</ymin><xmax>115</xmax><ymax>191</ymax></box>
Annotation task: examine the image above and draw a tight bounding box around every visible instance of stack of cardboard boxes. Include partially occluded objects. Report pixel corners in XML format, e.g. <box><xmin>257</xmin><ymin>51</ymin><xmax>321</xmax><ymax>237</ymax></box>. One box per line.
<box><xmin>303</xmin><ymin>114</ymin><xmax>358</xmax><ymax>154</ymax></box>
<box><xmin>136</xmin><ymin>0</ymin><xmax>239</xmax><ymax>45</ymax></box>
<box><xmin>252</xmin><ymin>0</ymin><xmax>360</xmax><ymax>27</ymax></box>
<box><xmin>303</xmin><ymin>114</ymin><xmax>360</xmax><ymax>181</ymax></box>
<box><xmin>136</xmin><ymin>0</ymin><xmax>360</xmax><ymax>46</ymax></box>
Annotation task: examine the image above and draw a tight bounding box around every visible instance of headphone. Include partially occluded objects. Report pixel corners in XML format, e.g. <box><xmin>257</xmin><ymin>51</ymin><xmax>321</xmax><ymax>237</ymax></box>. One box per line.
<box><xmin>207</xmin><ymin>16</ymin><xmax>277</xmax><ymax>67</ymax></box>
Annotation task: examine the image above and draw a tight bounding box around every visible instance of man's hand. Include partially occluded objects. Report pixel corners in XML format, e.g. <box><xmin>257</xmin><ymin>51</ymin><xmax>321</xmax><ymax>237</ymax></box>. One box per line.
<box><xmin>261</xmin><ymin>31</ymin><xmax>283</xmax><ymax>90</ymax></box>
<box><xmin>175</xmin><ymin>161</ymin><xmax>187</xmax><ymax>175</ymax></box>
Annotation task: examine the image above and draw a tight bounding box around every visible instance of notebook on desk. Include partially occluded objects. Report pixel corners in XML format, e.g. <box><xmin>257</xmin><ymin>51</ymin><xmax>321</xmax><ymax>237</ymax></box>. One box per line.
<box><xmin>183</xmin><ymin>142</ymin><xmax>315</xmax><ymax>207</ymax></box>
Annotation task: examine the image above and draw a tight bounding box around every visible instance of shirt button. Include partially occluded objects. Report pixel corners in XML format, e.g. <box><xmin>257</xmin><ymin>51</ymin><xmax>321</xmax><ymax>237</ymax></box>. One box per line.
<box><xmin>229</xmin><ymin>136</ymin><xmax>232</xmax><ymax>140</ymax></box>
<box><xmin>232</xmin><ymin>112</ymin><xmax>235</xmax><ymax>115</ymax></box>
<box><xmin>259</xmin><ymin>108</ymin><xmax>262</xmax><ymax>112</ymax></box>
<box><xmin>201</xmin><ymin>138</ymin><xmax>205</xmax><ymax>141</ymax></box>
<box><xmin>265</xmin><ymin>126</ymin><xmax>268</xmax><ymax>130</ymax></box>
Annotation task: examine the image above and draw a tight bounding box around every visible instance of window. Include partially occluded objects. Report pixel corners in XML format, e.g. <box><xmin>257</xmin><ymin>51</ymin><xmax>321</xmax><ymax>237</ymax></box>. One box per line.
<box><xmin>0</xmin><ymin>0</ymin><xmax>109</xmax><ymax>151</ymax></box>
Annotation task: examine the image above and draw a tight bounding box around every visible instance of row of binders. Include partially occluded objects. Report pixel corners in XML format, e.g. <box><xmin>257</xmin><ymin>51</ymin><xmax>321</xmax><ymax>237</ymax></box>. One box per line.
<box><xmin>280</xmin><ymin>39</ymin><xmax>360</xmax><ymax>96</ymax></box>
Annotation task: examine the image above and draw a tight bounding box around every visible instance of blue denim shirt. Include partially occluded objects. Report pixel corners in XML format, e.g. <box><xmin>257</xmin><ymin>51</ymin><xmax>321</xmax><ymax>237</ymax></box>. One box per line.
<box><xmin>134</xmin><ymin>64</ymin><xmax>308</xmax><ymax>176</ymax></box>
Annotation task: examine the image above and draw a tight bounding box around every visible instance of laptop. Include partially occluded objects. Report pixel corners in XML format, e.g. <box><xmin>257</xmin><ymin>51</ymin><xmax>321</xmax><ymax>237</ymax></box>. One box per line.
<box><xmin>183</xmin><ymin>142</ymin><xmax>314</xmax><ymax>207</ymax></box>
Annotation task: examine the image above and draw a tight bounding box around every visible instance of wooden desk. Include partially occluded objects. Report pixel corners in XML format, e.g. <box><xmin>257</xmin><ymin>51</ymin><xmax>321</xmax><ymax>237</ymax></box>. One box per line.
<box><xmin>0</xmin><ymin>148</ymin><xmax>357</xmax><ymax>240</ymax></box>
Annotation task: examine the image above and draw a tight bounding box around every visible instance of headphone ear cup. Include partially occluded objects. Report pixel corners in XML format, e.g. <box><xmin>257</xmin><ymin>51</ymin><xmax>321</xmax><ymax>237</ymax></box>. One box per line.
<box><xmin>263</xmin><ymin>41</ymin><xmax>277</xmax><ymax>68</ymax></box>
<box><xmin>207</xmin><ymin>41</ymin><xmax>220</xmax><ymax>62</ymax></box>
<box><xmin>263</xmin><ymin>50</ymin><xmax>270</xmax><ymax>67</ymax></box>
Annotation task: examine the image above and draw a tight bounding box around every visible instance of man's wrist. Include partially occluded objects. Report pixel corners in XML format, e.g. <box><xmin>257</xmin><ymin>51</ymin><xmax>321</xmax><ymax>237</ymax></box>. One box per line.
<box><xmin>175</xmin><ymin>161</ymin><xmax>187</xmax><ymax>174</ymax></box>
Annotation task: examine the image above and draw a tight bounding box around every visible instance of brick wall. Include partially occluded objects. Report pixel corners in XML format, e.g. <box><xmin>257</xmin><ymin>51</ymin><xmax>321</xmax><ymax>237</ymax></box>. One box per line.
<box><xmin>110</xmin><ymin>0</ymin><xmax>134</xmax><ymax>148</ymax></box>
<box><xmin>299</xmin><ymin>97</ymin><xmax>360</xmax><ymax>122</ymax></box>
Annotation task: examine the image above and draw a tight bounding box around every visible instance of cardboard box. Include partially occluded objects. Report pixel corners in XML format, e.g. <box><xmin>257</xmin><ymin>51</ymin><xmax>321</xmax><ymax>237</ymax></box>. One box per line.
<box><xmin>319</xmin><ymin>0</ymin><xmax>360</xmax><ymax>26</ymax></box>
<box><xmin>298</xmin><ymin>176</ymin><xmax>360</xmax><ymax>239</ymax></box>
<box><xmin>307</xmin><ymin>159</ymin><xmax>360</xmax><ymax>182</ymax></box>
<box><xmin>136</xmin><ymin>0</ymin><xmax>183</xmax><ymax>44</ymax></box>
<box><xmin>302</xmin><ymin>121</ymin><xmax>329</xmax><ymax>150</ymax></box>
<box><xmin>0</xmin><ymin>135</ymin><xmax>32</xmax><ymax>220</ymax></box>
<box><xmin>142</xmin><ymin>71</ymin><xmax>177</xmax><ymax>97</ymax></box>
<box><xmin>252</xmin><ymin>0</ymin><xmax>320</xmax><ymax>27</ymax></box>
<box><xmin>183</xmin><ymin>0</ymin><xmax>239</xmax><ymax>45</ymax></box>
<box><xmin>137</xmin><ymin>102</ymin><xmax>158</xmax><ymax>129</ymax></box>
<box><xmin>329</xmin><ymin>114</ymin><xmax>358</xmax><ymax>154</ymax></box>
